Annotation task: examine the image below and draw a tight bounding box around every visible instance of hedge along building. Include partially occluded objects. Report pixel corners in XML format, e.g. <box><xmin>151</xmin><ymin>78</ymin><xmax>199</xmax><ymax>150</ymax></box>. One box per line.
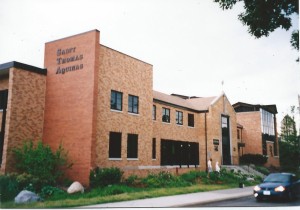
<box><xmin>1</xmin><ymin>30</ymin><xmax>239</xmax><ymax>185</ymax></box>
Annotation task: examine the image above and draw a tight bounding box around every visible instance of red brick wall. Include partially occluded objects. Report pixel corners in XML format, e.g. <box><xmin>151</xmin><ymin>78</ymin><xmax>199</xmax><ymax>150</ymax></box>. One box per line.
<box><xmin>43</xmin><ymin>30</ymin><xmax>100</xmax><ymax>185</ymax></box>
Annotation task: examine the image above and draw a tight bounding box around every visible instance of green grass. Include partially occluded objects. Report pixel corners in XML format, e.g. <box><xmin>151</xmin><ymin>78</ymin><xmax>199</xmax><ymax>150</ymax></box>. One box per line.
<box><xmin>1</xmin><ymin>183</ymin><xmax>238</xmax><ymax>208</ymax></box>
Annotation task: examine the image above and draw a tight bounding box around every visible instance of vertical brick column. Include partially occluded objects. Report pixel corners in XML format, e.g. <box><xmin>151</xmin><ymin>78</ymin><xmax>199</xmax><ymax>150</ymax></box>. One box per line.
<box><xmin>43</xmin><ymin>30</ymin><xmax>100</xmax><ymax>185</ymax></box>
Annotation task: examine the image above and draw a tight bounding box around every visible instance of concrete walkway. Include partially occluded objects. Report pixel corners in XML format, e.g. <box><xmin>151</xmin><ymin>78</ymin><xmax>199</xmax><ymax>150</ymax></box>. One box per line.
<box><xmin>80</xmin><ymin>186</ymin><xmax>254</xmax><ymax>208</ymax></box>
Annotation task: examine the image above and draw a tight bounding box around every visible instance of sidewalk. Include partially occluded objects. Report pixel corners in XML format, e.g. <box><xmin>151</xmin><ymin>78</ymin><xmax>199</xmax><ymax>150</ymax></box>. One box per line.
<box><xmin>80</xmin><ymin>186</ymin><xmax>254</xmax><ymax>208</ymax></box>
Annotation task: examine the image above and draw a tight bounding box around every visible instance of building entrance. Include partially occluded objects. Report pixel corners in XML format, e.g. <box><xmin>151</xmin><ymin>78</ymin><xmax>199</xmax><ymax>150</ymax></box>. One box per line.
<box><xmin>221</xmin><ymin>115</ymin><xmax>231</xmax><ymax>165</ymax></box>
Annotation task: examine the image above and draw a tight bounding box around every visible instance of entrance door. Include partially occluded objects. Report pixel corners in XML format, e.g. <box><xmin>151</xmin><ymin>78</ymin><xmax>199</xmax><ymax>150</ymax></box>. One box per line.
<box><xmin>0</xmin><ymin>89</ymin><xmax>8</xmax><ymax>164</ymax></box>
<box><xmin>221</xmin><ymin>115</ymin><xmax>231</xmax><ymax>165</ymax></box>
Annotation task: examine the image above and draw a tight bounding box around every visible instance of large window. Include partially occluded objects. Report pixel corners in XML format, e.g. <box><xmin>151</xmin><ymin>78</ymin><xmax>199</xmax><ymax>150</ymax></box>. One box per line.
<box><xmin>111</xmin><ymin>90</ymin><xmax>122</xmax><ymax>111</ymax></box>
<box><xmin>176</xmin><ymin>111</ymin><xmax>183</xmax><ymax>125</ymax></box>
<box><xmin>261</xmin><ymin>109</ymin><xmax>276</xmax><ymax>155</ymax></box>
<box><xmin>188</xmin><ymin>113</ymin><xmax>194</xmax><ymax>127</ymax></box>
<box><xmin>127</xmin><ymin>134</ymin><xmax>138</xmax><ymax>159</ymax></box>
<box><xmin>161</xmin><ymin>139</ymin><xmax>199</xmax><ymax>166</ymax></box>
<box><xmin>152</xmin><ymin>105</ymin><xmax>156</xmax><ymax>120</ymax></box>
<box><xmin>109</xmin><ymin>132</ymin><xmax>122</xmax><ymax>158</ymax></box>
<box><xmin>261</xmin><ymin>109</ymin><xmax>275</xmax><ymax>136</ymax></box>
<box><xmin>128</xmin><ymin>95</ymin><xmax>139</xmax><ymax>114</ymax></box>
<box><xmin>162</xmin><ymin>107</ymin><xmax>170</xmax><ymax>123</ymax></box>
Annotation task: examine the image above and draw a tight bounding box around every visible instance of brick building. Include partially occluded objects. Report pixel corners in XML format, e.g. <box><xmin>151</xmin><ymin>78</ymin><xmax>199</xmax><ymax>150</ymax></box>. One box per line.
<box><xmin>233</xmin><ymin>102</ymin><xmax>280</xmax><ymax>167</ymax></box>
<box><xmin>0</xmin><ymin>30</ymin><xmax>277</xmax><ymax>185</ymax></box>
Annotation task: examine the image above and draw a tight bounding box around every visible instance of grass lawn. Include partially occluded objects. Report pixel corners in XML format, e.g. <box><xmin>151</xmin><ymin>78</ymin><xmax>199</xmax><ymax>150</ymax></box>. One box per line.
<box><xmin>1</xmin><ymin>183</ymin><xmax>239</xmax><ymax>208</ymax></box>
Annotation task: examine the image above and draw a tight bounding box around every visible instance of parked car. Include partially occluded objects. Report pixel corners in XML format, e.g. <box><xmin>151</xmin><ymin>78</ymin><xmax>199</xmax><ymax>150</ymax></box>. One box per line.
<box><xmin>253</xmin><ymin>173</ymin><xmax>300</xmax><ymax>201</ymax></box>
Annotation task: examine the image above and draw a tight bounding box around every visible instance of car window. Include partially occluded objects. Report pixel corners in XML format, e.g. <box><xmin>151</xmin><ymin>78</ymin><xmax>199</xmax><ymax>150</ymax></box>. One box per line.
<box><xmin>264</xmin><ymin>174</ymin><xmax>290</xmax><ymax>183</ymax></box>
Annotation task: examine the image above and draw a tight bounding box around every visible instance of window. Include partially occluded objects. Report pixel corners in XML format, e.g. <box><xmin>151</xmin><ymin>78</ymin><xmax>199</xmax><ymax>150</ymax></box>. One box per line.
<box><xmin>111</xmin><ymin>90</ymin><xmax>122</xmax><ymax>111</ymax></box>
<box><xmin>160</xmin><ymin>139</ymin><xmax>199</xmax><ymax>166</ymax></box>
<box><xmin>152</xmin><ymin>105</ymin><xmax>156</xmax><ymax>120</ymax></box>
<box><xmin>188</xmin><ymin>113</ymin><xmax>194</xmax><ymax>127</ymax></box>
<box><xmin>128</xmin><ymin>95</ymin><xmax>139</xmax><ymax>114</ymax></box>
<box><xmin>109</xmin><ymin>132</ymin><xmax>122</xmax><ymax>158</ymax></box>
<box><xmin>127</xmin><ymin>134</ymin><xmax>138</xmax><ymax>158</ymax></box>
<box><xmin>162</xmin><ymin>107</ymin><xmax>170</xmax><ymax>123</ymax></box>
<box><xmin>237</xmin><ymin>129</ymin><xmax>240</xmax><ymax>139</ymax></box>
<box><xmin>152</xmin><ymin>138</ymin><xmax>156</xmax><ymax>159</ymax></box>
<box><xmin>176</xmin><ymin>111</ymin><xmax>183</xmax><ymax>125</ymax></box>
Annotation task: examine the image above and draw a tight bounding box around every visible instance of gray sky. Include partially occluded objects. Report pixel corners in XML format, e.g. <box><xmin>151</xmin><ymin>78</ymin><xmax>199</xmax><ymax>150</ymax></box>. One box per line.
<box><xmin>0</xmin><ymin>0</ymin><xmax>299</xmax><ymax>132</ymax></box>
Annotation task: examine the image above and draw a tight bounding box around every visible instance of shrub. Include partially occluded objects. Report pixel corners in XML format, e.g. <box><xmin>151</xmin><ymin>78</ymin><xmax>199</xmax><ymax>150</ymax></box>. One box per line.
<box><xmin>141</xmin><ymin>171</ymin><xmax>190</xmax><ymax>188</ymax></box>
<box><xmin>124</xmin><ymin>175</ymin><xmax>138</xmax><ymax>186</ymax></box>
<box><xmin>13</xmin><ymin>140</ymin><xmax>72</xmax><ymax>185</ymax></box>
<box><xmin>90</xmin><ymin>167</ymin><xmax>123</xmax><ymax>188</ymax></box>
<box><xmin>40</xmin><ymin>186</ymin><xmax>66</xmax><ymax>199</ymax></box>
<box><xmin>0</xmin><ymin>174</ymin><xmax>19</xmax><ymax>202</ymax></box>
<box><xmin>255</xmin><ymin>166</ymin><xmax>270</xmax><ymax>175</ymax></box>
<box><xmin>239</xmin><ymin>154</ymin><xmax>268</xmax><ymax>165</ymax></box>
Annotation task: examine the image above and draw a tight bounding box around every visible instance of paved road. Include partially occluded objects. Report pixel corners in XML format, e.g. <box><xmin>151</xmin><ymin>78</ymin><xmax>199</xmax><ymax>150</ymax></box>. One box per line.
<box><xmin>187</xmin><ymin>195</ymin><xmax>300</xmax><ymax>207</ymax></box>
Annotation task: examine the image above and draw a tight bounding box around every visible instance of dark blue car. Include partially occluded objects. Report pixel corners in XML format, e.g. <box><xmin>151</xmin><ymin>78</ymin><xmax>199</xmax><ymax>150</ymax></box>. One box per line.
<box><xmin>253</xmin><ymin>173</ymin><xmax>300</xmax><ymax>201</ymax></box>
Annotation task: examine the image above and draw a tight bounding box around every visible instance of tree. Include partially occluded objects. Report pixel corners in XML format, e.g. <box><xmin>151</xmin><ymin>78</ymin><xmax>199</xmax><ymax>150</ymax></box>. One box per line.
<box><xmin>214</xmin><ymin>0</ymin><xmax>299</xmax><ymax>59</ymax></box>
<box><xmin>279</xmin><ymin>107</ymin><xmax>300</xmax><ymax>172</ymax></box>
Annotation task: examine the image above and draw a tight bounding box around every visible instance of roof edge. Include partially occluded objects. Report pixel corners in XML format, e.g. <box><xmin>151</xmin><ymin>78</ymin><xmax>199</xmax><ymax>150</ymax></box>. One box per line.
<box><xmin>0</xmin><ymin>61</ymin><xmax>47</xmax><ymax>75</ymax></box>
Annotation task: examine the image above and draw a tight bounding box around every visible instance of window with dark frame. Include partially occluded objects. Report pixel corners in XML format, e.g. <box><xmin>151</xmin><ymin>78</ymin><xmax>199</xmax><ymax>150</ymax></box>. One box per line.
<box><xmin>111</xmin><ymin>90</ymin><xmax>123</xmax><ymax>111</ymax></box>
<box><xmin>176</xmin><ymin>111</ymin><xmax>183</xmax><ymax>125</ymax></box>
<box><xmin>127</xmin><ymin>134</ymin><xmax>138</xmax><ymax>158</ymax></box>
<box><xmin>188</xmin><ymin>113</ymin><xmax>194</xmax><ymax>127</ymax></box>
<box><xmin>162</xmin><ymin>107</ymin><xmax>170</xmax><ymax>123</ymax></box>
<box><xmin>152</xmin><ymin>138</ymin><xmax>156</xmax><ymax>159</ymax></box>
<box><xmin>152</xmin><ymin>105</ymin><xmax>156</xmax><ymax>120</ymax></box>
<box><xmin>128</xmin><ymin>95</ymin><xmax>139</xmax><ymax>114</ymax></box>
<box><xmin>109</xmin><ymin>132</ymin><xmax>122</xmax><ymax>158</ymax></box>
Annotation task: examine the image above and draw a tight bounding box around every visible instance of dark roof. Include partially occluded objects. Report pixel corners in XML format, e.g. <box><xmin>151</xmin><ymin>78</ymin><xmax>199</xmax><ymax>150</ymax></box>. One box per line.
<box><xmin>0</xmin><ymin>61</ymin><xmax>47</xmax><ymax>76</ymax></box>
<box><xmin>153</xmin><ymin>90</ymin><xmax>217</xmax><ymax>112</ymax></box>
<box><xmin>233</xmin><ymin>102</ymin><xmax>277</xmax><ymax>114</ymax></box>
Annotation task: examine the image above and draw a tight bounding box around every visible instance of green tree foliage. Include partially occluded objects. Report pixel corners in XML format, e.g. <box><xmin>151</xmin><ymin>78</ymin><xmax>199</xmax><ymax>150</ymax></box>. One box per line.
<box><xmin>13</xmin><ymin>140</ymin><xmax>72</xmax><ymax>185</ymax></box>
<box><xmin>280</xmin><ymin>109</ymin><xmax>300</xmax><ymax>172</ymax></box>
<box><xmin>214</xmin><ymin>0</ymin><xmax>299</xmax><ymax>54</ymax></box>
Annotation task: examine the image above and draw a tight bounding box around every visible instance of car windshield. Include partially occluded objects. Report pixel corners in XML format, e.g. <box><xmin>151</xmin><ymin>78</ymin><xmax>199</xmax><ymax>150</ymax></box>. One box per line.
<box><xmin>264</xmin><ymin>174</ymin><xmax>290</xmax><ymax>183</ymax></box>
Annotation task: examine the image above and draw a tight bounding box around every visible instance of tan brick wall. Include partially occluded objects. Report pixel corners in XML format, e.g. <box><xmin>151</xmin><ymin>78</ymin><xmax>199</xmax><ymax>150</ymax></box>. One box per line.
<box><xmin>265</xmin><ymin>141</ymin><xmax>280</xmax><ymax>167</ymax></box>
<box><xmin>1</xmin><ymin>68</ymin><xmax>46</xmax><ymax>172</ymax></box>
<box><xmin>204</xmin><ymin>95</ymin><xmax>238</xmax><ymax>167</ymax></box>
<box><xmin>0</xmin><ymin>77</ymin><xmax>9</xmax><ymax>90</ymax></box>
<box><xmin>236</xmin><ymin>112</ymin><xmax>262</xmax><ymax>155</ymax></box>
<box><xmin>43</xmin><ymin>30</ymin><xmax>100</xmax><ymax>186</ymax></box>
<box><xmin>94</xmin><ymin>45</ymin><xmax>153</xmax><ymax>170</ymax></box>
<box><xmin>152</xmin><ymin>103</ymin><xmax>203</xmax><ymax>168</ymax></box>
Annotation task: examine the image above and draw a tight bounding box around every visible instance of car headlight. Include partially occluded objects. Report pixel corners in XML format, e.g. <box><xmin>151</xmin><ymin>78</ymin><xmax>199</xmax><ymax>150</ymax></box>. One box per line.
<box><xmin>254</xmin><ymin>185</ymin><xmax>261</xmax><ymax>191</ymax></box>
<box><xmin>274</xmin><ymin>186</ymin><xmax>285</xmax><ymax>192</ymax></box>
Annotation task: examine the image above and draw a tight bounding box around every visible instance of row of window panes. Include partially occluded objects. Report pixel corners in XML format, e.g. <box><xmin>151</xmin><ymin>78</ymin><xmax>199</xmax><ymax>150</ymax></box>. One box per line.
<box><xmin>109</xmin><ymin>132</ymin><xmax>156</xmax><ymax>159</ymax></box>
<box><xmin>111</xmin><ymin>90</ymin><xmax>139</xmax><ymax>114</ymax></box>
<box><xmin>152</xmin><ymin>105</ymin><xmax>194</xmax><ymax>127</ymax></box>
<box><xmin>260</xmin><ymin>109</ymin><xmax>275</xmax><ymax>135</ymax></box>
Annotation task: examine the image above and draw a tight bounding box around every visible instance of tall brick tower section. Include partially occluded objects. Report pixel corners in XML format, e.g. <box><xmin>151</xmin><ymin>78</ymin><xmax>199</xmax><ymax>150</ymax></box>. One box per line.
<box><xmin>43</xmin><ymin>30</ymin><xmax>100</xmax><ymax>185</ymax></box>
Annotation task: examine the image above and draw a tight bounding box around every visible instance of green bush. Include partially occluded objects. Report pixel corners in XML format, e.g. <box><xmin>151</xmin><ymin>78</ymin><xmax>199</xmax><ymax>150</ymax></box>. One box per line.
<box><xmin>255</xmin><ymin>166</ymin><xmax>270</xmax><ymax>175</ymax></box>
<box><xmin>124</xmin><ymin>175</ymin><xmax>138</xmax><ymax>186</ymax></box>
<box><xmin>13</xmin><ymin>140</ymin><xmax>72</xmax><ymax>185</ymax></box>
<box><xmin>0</xmin><ymin>174</ymin><xmax>19</xmax><ymax>202</ymax></box>
<box><xmin>239</xmin><ymin>154</ymin><xmax>268</xmax><ymax>165</ymax></box>
<box><xmin>90</xmin><ymin>167</ymin><xmax>123</xmax><ymax>188</ymax></box>
<box><xmin>141</xmin><ymin>171</ymin><xmax>190</xmax><ymax>188</ymax></box>
<box><xmin>40</xmin><ymin>186</ymin><xmax>66</xmax><ymax>199</ymax></box>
